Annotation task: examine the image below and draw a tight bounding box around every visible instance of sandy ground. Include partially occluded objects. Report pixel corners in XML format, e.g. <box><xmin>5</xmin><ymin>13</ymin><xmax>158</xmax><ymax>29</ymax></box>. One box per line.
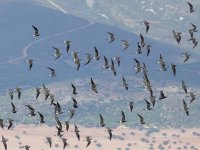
<box><xmin>0</xmin><ymin>124</ymin><xmax>200</xmax><ymax>150</ymax></box>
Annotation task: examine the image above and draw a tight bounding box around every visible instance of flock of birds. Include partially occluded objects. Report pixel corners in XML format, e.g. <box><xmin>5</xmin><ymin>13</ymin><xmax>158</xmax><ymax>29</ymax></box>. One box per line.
<box><xmin>0</xmin><ymin>1</ymin><xmax>199</xmax><ymax>150</ymax></box>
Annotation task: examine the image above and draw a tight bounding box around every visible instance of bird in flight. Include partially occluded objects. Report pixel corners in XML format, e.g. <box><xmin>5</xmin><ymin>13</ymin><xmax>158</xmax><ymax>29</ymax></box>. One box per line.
<box><xmin>187</xmin><ymin>2</ymin><xmax>195</xmax><ymax>13</ymax></box>
<box><xmin>32</xmin><ymin>25</ymin><xmax>40</xmax><ymax>36</ymax></box>
<box><xmin>107</xmin><ymin>32</ymin><xmax>116</xmax><ymax>43</ymax></box>
<box><xmin>26</xmin><ymin>59</ymin><xmax>34</xmax><ymax>71</ymax></box>
<box><xmin>143</xmin><ymin>20</ymin><xmax>150</xmax><ymax>33</ymax></box>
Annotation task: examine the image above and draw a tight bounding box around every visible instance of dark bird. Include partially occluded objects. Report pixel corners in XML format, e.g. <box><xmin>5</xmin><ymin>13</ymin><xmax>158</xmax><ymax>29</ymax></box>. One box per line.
<box><xmin>158</xmin><ymin>54</ymin><xmax>167</xmax><ymax>71</ymax></box>
<box><xmin>136</xmin><ymin>42</ymin><xmax>142</xmax><ymax>54</ymax></box>
<box><xmin>20</xmin><ymin>145</ymin><xmax>31</xmax><ymax>150</ymax></box>
<box><xmin>74</xmin><ymin>124</ymin><xmax>80</xmax><ymax>141</ymax></box>
<box><xmin>145</xmin><ymin>44</ymin><xmax>151</xmax><ymax>56</ymax></box>
<box><xmin>90</xmin><ymin>77</ymin><xmax>98</xmax><ymax>93</ymax></box>
<box><xmin>103</xmin><ymin>56</ymin><xmax>109</xmax><ymax>69</ymax></box>
<box><xmin>189</xmin><ymin>92</ymin><xmax>195</xmax><ymax>103</ymax></box>
<box><xmin>1</xmin><ymin>136</ymin><xmax>8</xmax><ymax>150</ymax></box>
<box><xmin>64</xmin><ymin>40</ymin><xmax>71</xmax><ymax>53</ymax></box>
<box><xmin>71</xmin><ymin>83</ymin><xmax>77</xmax><ymax>95</ymax></box>
<box><xmin>128</xmin><ymin>102</ymin><xmax>134</xmax><ymax>112</ymax></box>
<box><xmin>0</xmin><ymin>119</ymin><xmax>3</xmax><ymax>129</ymax></box>
<box><xmin>55</xmin><ymin>117</ymin><xmax>63</xmax><ymax>132</ymax></box>
<box><xmin>170</xmin><ymin>63</ymin><xmax>176</xmax><ymax>76</ymax></box>
<box><xmin>110</xmin><ymin>58</ymin><xmax>116</xmax><ymax>76</ymax></box>
<box><xmin>26</xmin><ymin>59</ymin><xmax>34</xmax><ymax>71</ymax></box>
<box><xmin>187</xmin><ymin>2</ymin><xmax>195</xmax><ymax>13</ymax></box>
<box><xmin>122</xmin><ymin>76</ymin><xmax>128</xmax><ymax>91</ymax></box>
<box><xmin>56</xmin><ymin>125</ymin><xmax>62</xmax><ymax>137</ymax></box>
<box><xmin>38</xmin><ymin>112</ymin><xmax>45</xmax><ymax>123</ymax></box>
<box><xmin>52</xmin><ymin>47</ymin><xmax>62</xmax><ymax>60</ymax></box>
<box><xmin>137</xmin><ymin>114</ymin><xmax>145</xmax><ymax>124</ymax></box>
<box><xmin>188</xmin><ymin>23</ymin><xmax>197</xmax><ymax>39</ymax></box>
<box><xmin>121</xmin><ymin>40</ymin><xmax>129</xmax><ymax>50</ymax></box>
<box><xmin>107</xmin><ymin>128</ymin><xmax>113</xmax><ymax>141</ymax></box>
<box><xmin>14</xmin><ymin>87</ymin><xmax>22</xmax><ymax>100</ymax></box>
<box><xmin>43</xmin><ymin>88</ymin><xmax>50</xmax><ymax>101</ymax></box>
<box><xmin>71</xmin><ymin>51</ymin><xmax>79</xmax><ymax>62</ymax></box>
<box><xmin>47</xmin><ymin>67</ymin><xmax>56</xmax><ymax>77</ymax></box>
<box><xmin>85</xmin><ymin>136</ymin><xmax>92</xmax><ymax>148</ymax></box>
<box><xmin>7</xmin><ymin>119</ymin><xmax>14</xmax><ymax>130</ymax></box>
<box><xmin>113</xmin><ymin>57</ymin><xmax>120</xmax><ymax>67</ymax></box>
<box><xmin>183</xmin><ymin>99</ymin><xmax>189</xmax><ymax>116</ymax></box>
<box><xmin>149</xmin><ymin>94</ymin><xmax>156</xmax><ymax>107</ymax></box>
<box><xmin>85</xmin><ymin>53</ymin><xmax>92</xmax><ymax>65</ymax></box>
<box><xmin>173</xmin><ymin>30</ymin><xmax>181</xmax><ymax>44</ymax></box>
<box><xmin>107</xmin><ymin>32</ymin><xmax>115</xmax><ymax>43</ymax></box>
<box><xmin>181</xmin><ymin>80</ymin><xmax>188</xmax><ymax>94</ymax></box>
<box><xmin>34</xmin><ymin>87</ymin><xmax>41</xmax><ymax>99</ymax></box>
<box><xmin>32</xmin><ymin>25</ymin><xmax>40</xmax><ymax>36</ymax></box>
<box><xmin>120</xmin><ymin>110</ymin><xmax>126</xmax><ymax>123</ymax></box>
<box><xmin>65</xmin><ymin>121</ymin><xmax>70</xmax><ymax>132</ymax></box>
<box><xmin>72</xmin><ymin>97</ymin><xmax>78</xmax><ymax>108</ymax></box>
<box><xmin>133</xmin><ymin>58</ymin><xmax>142</xmax><ymax>73</ymax></box>
<box><xmin>68</xmin><ymin>109</ymin><xmax>75</xmax><ymax>119</ymax></box>
<box><xmin>45</xmin><ymin>137</ymin><xmax>52</xmax><ymax>148</ymax></box>
<box><xmin>7</xmin><ymin>89</ymin><xmax>14</xmax><ymax>100</ymax></box>
<box><xmin>74</xmin><ymin>58</ymin><xmax>81</xmax><ymax>71</ymax></box>
<box><xmin>182</xmin><ymin>52</ymin><xmax>191</xmax><ymax>62</ymax></box>
<box><xmin>94</xmin><ymin>46</ymin><xmax>100</xmax><ymax>60</ymax></box>
<box><xmin>143</xmin><ymin>20</ymin><xmax>150</xmax><ymax>33</ymax></box>
<box><xmin>25</xmin><ymin>105</ymin><xmax>36</xmax><ymax>116</ymax></box>
<box><xmin>11</xmin><ymin>102</ymin><xmax>17</xmax><ymax>113</ymax></box>
<box><xmin>55</xmin><ymin>101</ymin><xmax>63</xmax><ymax>115</ymax></box>
<box><xmin>140</xmin><ymin>33</ymin><xmax>145</xmax><ymax>47</ymax></box>
<box><xmin>62</xmin><ymin>138</ymin><xmax>68</xmax><ymax>149</ymax></box>
<box><xmin>99</xmin><ymin>114</ymin><xmax>105</xmax><ymax>127</ymax></box>
<box><xmin>144</xmin><ymin>99</ymin><xmax>152</xmax><ymax>110</ymax></box>
<box><xmin>191</xmin><ymin>38</ymin><xmax>198</xmax><ymax>49</ymax></box>
<box><xmin>159</xmin><ymin>90</ymin><xmax>167</xmax><ymax>100</ymax></box>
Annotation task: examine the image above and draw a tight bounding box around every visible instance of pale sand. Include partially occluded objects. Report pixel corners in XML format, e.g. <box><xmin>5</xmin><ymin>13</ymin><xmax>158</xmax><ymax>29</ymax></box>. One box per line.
<box><xmin>0</xmin><ymin>125</ymin><xmax>200</xmax><ymax>150</ymax></box>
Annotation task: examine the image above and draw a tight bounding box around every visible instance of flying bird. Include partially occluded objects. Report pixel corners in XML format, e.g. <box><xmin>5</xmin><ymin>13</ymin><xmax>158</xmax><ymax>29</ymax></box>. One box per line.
<box><xmin>187</xmin><ymin>2</ymin><xmax>195</xmax><ymax>13</ymax></box>
<box><xmin>71</xmin><ymin>83</ymin><xmax>77</xmax><ymax>95</ymax></box>
<box><xmin>182</xmin><ymin>52</ymin><xmax>191</xmax><ymax>62</ymax></box>
<box><xmin>144</xmin><ymin>99</ymin><xmax>152</xmax><ymax>110</ymax></box>
<box><xmin>107</xmin><ymin>128</ymin><xmax>113</xmax><ymax>141</ymax></box>
<box><xmin>128</xmin><ymin>101</ymin><xmax>134</xmax><ymax>112</ymax></box>
<box><xmin>183</xmin><ymin>99</ymin><xmax>189</xmax><ymax>116</ymax></box>
<box><xmin>52</xmin><ymin>47</ymin><xmax>62</xmax><ymax>60</ymax></box>
<box><xmin>170</xmin><ymin>63</ymin><xmax>176</xmax><ymax>76</ymax></box>
<box><xmin>121</xmin><ymin>40</ymin><xmax>129</xmax><ymax>50</ymax></box>
<box><xmin>74</xmin><ymin>124</ymin><xmax>80</xmax><ymax>141</ymax></box>
<box><xmin>72</xmin><ymin>97</ymin><xmax>78</xmax><ymax>108</ymax></box>
<box><xmin>62</xmin><ymin>138</ymin><xmax>68</xmax><ymax>149</ymax></box>
<box><xmin>159</xmin><ymin>90</ymin><xmax>167</xmax><ymax>100</ymax></box>
<box><xmin>47</xmin><ymin>67</ymin><xmax>56</xmax><ymax>77</ymax></box>
<box><xmin>20</xmin><ymin>145</ymin><xmax>31</xmax><ymax>150</ymax></box>
<box><xmin>14</xmin><ymin>87</ymin><xmax>22</xmax><ymax>100</ymax></box>
<box><xmin>26</xmin><ymin>59</ymin><xmax>34</xmax><ymax>70</ymax></box>
<box><xmin>103</xmin><ymin>56</ymin><xmax>109</xmax><ymax>69</ymax></box>
<box><xmin>143</xmin><ymin>20</ymin><xmax>150</xmax><ymax>33</ymax></box>
<box><xmin>189</xmin><ymin>92</ymin><xmax>195</xmax><ymax>103</ymax></box>
<box><xmin>94</xmin><ymin>46</ymin><xmax>100</xmax><ymax>60</ymax></box>
<box><xmin>145</xmin><ymin>44</ymin><xmax>151</xmax><ymax>56</ymax></box>
<box><xmin>133</xmin><ymin>58</ymin><xmax>142</xmax><ymax>73</ymax></box>
<box><xmin>85</xmin><ymin>136</ymin><xmax>92</xmax><ymax>148</ymax></box>
<box><xmin>0</xmin><ymin>119</ymin><xmax>3</xmax><ymax>129</ymax></box>
<box><xmin>158</xmin><ymin>54</ymin><xmax>167</xmax><ymax>71</ymax></box>
<box><xmin>181</xmin><ymin>80</ymin><xmax>188</xmax><ymax>94</ymax></box>
<box><xmin>110</xmin><ymin>58</ymin><xmax>116</xmax><ymax>76</ymax></box>
<box><xmin>122</xmin><ymin>76</ymin><xmax>128</xmax><ymax>91</ymax></box>
<box><xmin>1</xmin><ymin>136</ymin><xmax>8</xmax><ymax>150</ymax></box>
<box><xmin>173</xmin><ymin>30</ymin><xmax>182</xmax><ymax>44</ymax></box>
<box><xmin>107</xmin><ymin>32</ymin><xmax>116</xmax><ymax>43</ymax></box>
<box><xmin>137</xmin><ymin>114</ymin><xmax>145</xmax><ymax>124</ymax></box>
<box><xmin>64</xmin><ymin>40</ymin><xmax>71</xmax><ymax>53</ymax></box>
<box><xmin>113</xmin><ymin>57</ymin><xmax>120</xmax><ymax>67</ymax></box>
<box><xmin>65</xmin><ymin>121</ymin><xmax>70</xmax><ymax>132</ymax></box>
<box><xmin>85</xmin><ymin>53</ymin><xmax>92</xmax><ymax>65</ymax></box>
<box><xmin>45</xmin><ymin>137</ymin><xmax>52</xmax><ymax>148</ymax></box>
<box><xmin>32</xmin><ymin>25</ymin><xmax>40</xmax><ymax>36</ymax></box>
<box><xmin>11</xmin><ymin>102</ymin><xmax>17</xmax><ymax>113</ymax></box>
<box><xmin>90</xmin><ymin>77</ymin><xmax>98</xmax><ymax>93</ymax></box>
<box><xmin>7</xmin><ymin>89</ymin><xmax>14</xmax><ymax>100</ymax></box>
<box><xmin>99</xmin><ymin>114</ymin><xmax>105</xmax><ymax>127</ymax></box>
<box><xmin>120</xmin><ymin>110</ymin><xmax>126</xmax><ymax>123</ymax></box>
<box><xmin>7</xmin><ymin>118</ymin><xmax>14</xmax><ymax>130</ymax></box>
<box><xmin>136</xmin><ymin>42</ymin><xmax>142</xmax><ymax>54</ymax></box>
<box><xmin>38</xmin><ymin>112</ymin><xmax>45</xmax><ymax>123</ymax></box>
<box><xmin>140</xmin><ymin>33</ymin><xmax>145</xmax><ymax>47</ymax></box>
<box><xmin>25</xmin><ymin>105</ymin><xmax>36</xmax><ymax>116</ymax></box>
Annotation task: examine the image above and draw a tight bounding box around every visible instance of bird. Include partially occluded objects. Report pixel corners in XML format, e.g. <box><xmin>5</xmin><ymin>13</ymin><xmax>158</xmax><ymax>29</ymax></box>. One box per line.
<box><xmin>121</xmin><ymin>40</ymin><xmax>129</xmax><ymax>50</ymax></box>
<box><xmin>34</xmin><ymin>87</ymin><xmax>41</xmax><ymax>99</ymax></box>
<box><xmin>71</xmin><ymin>83</ymin><xmax>77</xmax><ymax>95</ymax></box>
<box><xmin>144</xmin><ymin>99</ymin><xmax>152</xmax><ymax>110</ymax></box>
<box><xmin>107</xmin><ymin>32</ymin><xmax>115</xmax><ymax>43</ymax></box>
<box><xmin>149</xmin><ymin>94</ymin><xmax>156</xmax><ymax>107</ymax></box>
<box><xmin>172</xmin><ymin>30</ymin><xmax>181</xmax><ymax>44</ymax></box>
<box><xmin>26</xmin><ymin>59</ymin><xmax>34</xmax><ymax>71</ymax></box>
<box><xmin>90</xmin><ymin>77</ymin><xmax>98</xmax><ymax>93</ymax></box>
<box><xmin>65</xmin><ymin>121</ymin><xmax>70</xmax><ymax>132</ymax></box>
<box><xmin>64</xmin><ymin>40</ymin><xmax>71</xmax><ymax>53</ymax></box>
<box><xmin>74</xmin><ymin>124</ymin><xmax>80</xmax><ymax>141</ymax></box>
<box><xmin>113</xmin><ymin>57</ymin><xmax>121</xmax><ymax>67</ymax></box>
<box><xmin>159</xmin><ymin>90</ymin><xmax>167</xmax><ymax>100</ymax></box>
<box><xmin>122</xmin><ymin>76</ymin><xmax>128</xmax><ymax>91</ymax></box>
<box><xmin>47</xmin><ymin>67</ymin><xmax>56</xmax><ymax>77</ymax></box>
<box><xmin>1</xmin><ymin>136</ymin><xmax>8</xmax><ymax>150</ymax></box>
<box><xmin>20</xmin><ymin>145</ymin><xmax>31</xmax><ymax>150</ymax></box>
<box><xmin>182</xmin><ymin>52</ymin><xmax>191</xmax><ymax>62</ymax></box>
<box><xmin>25</xmin><ymin>105</ymin><xmax>36</xmax><ymax>116</ymax></box>
<box><xmin>183</xmin><ymin>99</ymin><xmax>189</xmax><ymax>116</ymax></box>
<box><xmin>128</xmin><ymin>102</ymin><xmax>134</xmax><ymax>112</ymax></box>
<box><xmin>32</xmin><ymin>25</ymin><xmax>40</xmax><ymax>36</ymax></box>
<box><xmin>137</xmin><ymin>114</ymin><xmax>145</xmax><ymax>124</ymax></box>
<box><xmin>120</xmin><ymin>110</ymin><xmax>126</xmax><ymax>123</ymax></box>
<box><xmin>188</xmin><ymin>23</ymin><xmax>197</xmax><ymax>39</ymax></box>
<box><xmin>133</xmin><ymin>58</ymin><xmax>142</xmax><ymax>73</ymax></box>
<box><xmin>158</xmin><ymin>54</ymin><xmax>167</xmax><ymax>71</ymax></box>
<box><xmin>143</xmin><ymin>20</ymin><xmax>150</xmax><ymax>33</ymax></box>
<box><xmin>190</xmin><ymin>38</ymin><xmax>198</xmax><ymax>49</ymax></box>
<box><xmin>107</xmin><ymin>128</ymin><xmax>113</xmax><ymax>141</ymax></box>
<box><xmin>7</xmin><ymin>118</ymin><xmax>14</xmax><ymax>130</ymax></box>
<box><xmin>56</xmin><ymin>125</ymin><xmax>62</xmax><ymax>137</ymax></box>
<box><xmin>103</xmin><ymin>56</ymin><xmax>109</xmax><ymax>69</ymax></box>
<box><xmin>72</xmin><ymin>97</ymin><xmax>78</xmax><ymax>108</ymax></box>
<box><xmin>11</xmin><ymin>102</ymin><xmax>17</xmax><ymax>113</ymax></box>
<box><xmin>94</xmin><ymin>46</ymin><xmax>100</xmax><ymax>60</ymax></box>
<box><xmin>38</xmin><ymin>112</ymin><xmax>45</xmax><ymax>123</ymax></box>
<box><xmin>62</xmin><ymin>137</ymin><xmax>68</xmax><ymax>149</ymax></box>
<box><xmin>85</xmin><ymin>136</ymin><xmax>92</xmax><ymax>148</ymax></box>
<box><xmin>145</xmin><ymin>44</ymin><xmax>151</xmax><ymax>56</ymax></box>
<box><xmin>0</xmin><ymin>119</ymin><xmax>3</xmax><ymax>129</ymax></box>
<box><xmin>55</xmin><ymin>101</ymin><xmax>63</xmax><ymax>115</ymax></box>
<box><xmin>136</xmin><ymin>42</ymin><xmax>142</xmax><ymax>54</ymax></box>
<box><xmin>189</xmin><ymin>92</ymin><xmax>195</xmax><ymax>103</ymax></box>
<box><xmin>187</xmin><ymin>2</ymin><xmax>195</xmax><ymax>13</ymax></box>
<box><xmin>74</xmin><ymin>58</ymin><xmax>81</xmax><ymax>71</ymax></box>
<box><xmin>99</xmin><ymin>114</ymin><xmax>105</xmax><ymax>127</ymax></box>
<box><xmin>85</xmin><ymin>53</ymin><xmax>92</xmax><ymax>65</ymax></box>
<box><xmin>14</xmin><ymin>87</ymin><xmax>22</xmax><ymax>100</ymax></box>
<box><xmin>68</xmin><ymin>109</ymin><xmax>75</xmax><ymax>119</ymax></box>
<box><xmin>170</xmin><ymin>63</ymin><xmax>176</xmax><ymax>76</ymax></box>
<box><xmin>71</xmin><ymin>51</ymin><xmax>79</xmax><ymax>62</ymax></box>
<box><xmin>52</xmin><ymin>47</ymin><xmax>62</xmax><ymax>60</ymax></box>
<box><xmin>181</xmin><ymin>80</ymin><xmax>188</xmax><ymax>94</ymax></box>
<box><xmin>140</xmin><ymin>33</ymin><xmax>145</xmax><ymax>47</ymax></box>
<box><xmin>110</xmin><ymin>58</ymin><xmax>116</xmax><ymax>76</ymax></box>
<box><xmin>45</xmin><ymin>137</ymin><xmax>52</xmax><ymax>148</ymax></box>
<box><xmin>7</xmin><ymin>89</ymin><xmax>14</xmax><ymax>100</ymax></box>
